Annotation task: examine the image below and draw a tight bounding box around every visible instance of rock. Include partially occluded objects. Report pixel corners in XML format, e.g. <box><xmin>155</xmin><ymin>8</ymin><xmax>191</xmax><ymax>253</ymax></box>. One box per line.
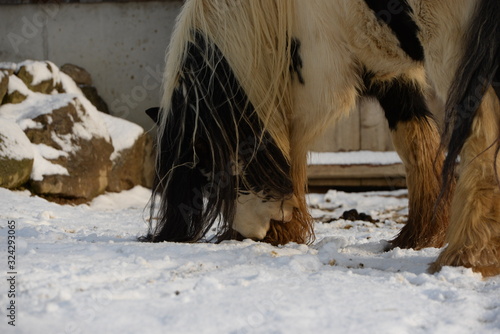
<box><xmin>107</xmin><ymin>133</ymin><xmax>147</xmax><ymax>192</ymax></box>
<box><xmin>24</xmin><ymin>99</ymin><xmax>114</xmax><ymax>200</ymax></box>
<box><xmin>3</xmin><ymin>90</ymin><xmax>27</xmax><ymax>105</ymax></box>
<box><xmin>339</xmin><ymin>209</ymin><xmax>378</xmax><ymax>223</ymax></box>
<box><xmin>100</xmin><ymin>112</ymin><xmax>147</xmax><ymax>192</ymax></box>
<box><xmin>0</xmin><ymin>60</ymin><xmax>159</xmax><ymax>201</ymax></box>
<box><xmin>80</xmin><ymin>85</ymin><xmax>110</xmax><ymax>114</ymax></box>
<box><xmin>0</xmin><ymin>119</ymin><xmax>34</xmax><ymax>189</ymax></box>
<box><xmin>60</xmin><ymin>63</ymin><xmax>92</xmax><ymax>86</ymax></box>
<box><xmin>0</xmin><ymin>71</ymin><xmax>8</xmax><ymax>103</ymax></box>
<box><xmin>2</xmin><ymin>75</ymin><xmax>28</xmax><ymax>105</ymax></box>
<box><xmin>106</xmin><ymin>131</ymin><xmax>155</xmax><ymax>192</ymax></box>
<box><xmin>60</xmin><ymin>63</ymin><xmax>109</xmax><ymax>114</ymax></box>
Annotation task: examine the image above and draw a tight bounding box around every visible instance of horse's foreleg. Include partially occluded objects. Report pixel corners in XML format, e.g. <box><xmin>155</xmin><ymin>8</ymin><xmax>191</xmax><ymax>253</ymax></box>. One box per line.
<box><xmin>430</xmin><ymin>89</ymin><xmax>500</xmax><ymax>276</ymax></box>
<box><xmin>371</xmin><ymin>77</ymin><xmax>452</xmax><ymax>249</ymax></box>
<box><xmin>264</xmin><ymin>149</ymin><xmax>315</xmax><ymax>246</ymax></box>
<box><xmin>390</xmin><ymin>116</ymin><xmax>451</xmax><ymax>249</ymax></box>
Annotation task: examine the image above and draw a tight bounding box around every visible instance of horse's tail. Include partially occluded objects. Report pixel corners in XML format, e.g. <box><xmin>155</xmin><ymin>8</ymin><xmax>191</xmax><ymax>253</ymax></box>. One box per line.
<box><xmin>441</xmin><ymin>0</ymin><xmax>500</xmax><ymax>193</ymax></box>
<box><xmin>144</xmin><ymin>0</ymin><xmax>296</xmax><ymax>243</ymax></box>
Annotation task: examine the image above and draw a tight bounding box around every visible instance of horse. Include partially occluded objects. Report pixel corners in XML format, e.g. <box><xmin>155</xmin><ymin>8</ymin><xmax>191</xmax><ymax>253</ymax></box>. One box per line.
<box><xmin>143</xmin><ymin>0</ymin><xmax>500</xmax><ymax>276</ymax></box>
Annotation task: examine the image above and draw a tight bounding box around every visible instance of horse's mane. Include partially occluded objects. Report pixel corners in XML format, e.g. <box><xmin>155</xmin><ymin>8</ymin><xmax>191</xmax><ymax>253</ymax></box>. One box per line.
<box><xmin>160</xmin><ymin>0</ymin><xmax>295</xmax><ymax>157</ymax></box>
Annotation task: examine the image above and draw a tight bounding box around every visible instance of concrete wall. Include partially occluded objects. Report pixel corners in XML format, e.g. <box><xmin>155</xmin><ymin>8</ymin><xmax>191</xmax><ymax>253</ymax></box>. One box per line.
<box><xmin>0</xmin><ymin>1</ymin><xmax>183</xmax><ymax>130</ymax></box>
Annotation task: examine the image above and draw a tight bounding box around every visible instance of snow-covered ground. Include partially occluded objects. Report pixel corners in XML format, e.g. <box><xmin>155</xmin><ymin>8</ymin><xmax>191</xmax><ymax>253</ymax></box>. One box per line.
<box><xmin>1</xmin><ymin>186</ymin><xmax>499</xmax><ymax>334</ymax></box>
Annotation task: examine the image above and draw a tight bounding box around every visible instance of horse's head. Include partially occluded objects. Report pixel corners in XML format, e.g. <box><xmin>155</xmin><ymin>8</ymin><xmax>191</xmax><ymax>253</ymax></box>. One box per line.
<box><xmin>233</xmin><ymin>192</ymin><xmax>298</xmax><ymax>240</ymax></box>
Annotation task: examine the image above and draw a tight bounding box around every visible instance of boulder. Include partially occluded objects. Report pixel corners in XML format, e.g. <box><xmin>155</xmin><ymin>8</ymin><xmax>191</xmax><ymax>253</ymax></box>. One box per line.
<box><xmin>60</xmin><ymin>63</ymin><xmax>92</xmax><ymax>86</ymax></box>
<box><xmin>0</xmin><ymin>60</ymin><xmax>155</xmax><ymax>201</ymax></box>
<box><xmin>80</xmin><ymin>85</ymin><xmax>110</xmax><ymax>114</ymax></box>
<box><xmin>24</xmin><ymin>99</ymin><xmax>114</xmax><ymax>200</ymax></box>
<box><xmin>107</xmin><ymin>134</ymin><xmax>147</xmax><ymax>192</ymax></box>
<box><xmin>60</xmin><ymin>63</ymin><xmax>110</xmax><ymax>114</ymax></box>
<box><xmin>0</xmin><ymin>119</ymin><xmax>34</xmax><ymax>189</ymax></box>
<box><xmin>101</xmin><ymin>112</ymin><xmax>147</xmax><ymax>192</ymax></box>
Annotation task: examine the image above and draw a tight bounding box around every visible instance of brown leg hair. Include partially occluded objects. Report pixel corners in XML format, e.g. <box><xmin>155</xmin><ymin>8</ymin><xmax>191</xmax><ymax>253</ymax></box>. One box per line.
<box><xmin>365</xmin><ymin>74</ymin><xmax>453</xmax><ymax>250</ymax></box>
<box><xmin>390</xmin><ymin>117</ymin><xmax>453</xmax><ymax>249</ymax></box>
<box><xmin>264</xmin><ymin>142</ymin><xmax>315</xmax><ymax>246</ymax></box>
<box><xmin>430</xmin><ymin>89</ymin><xmax>500</xmax><ymax>276</ymax></box>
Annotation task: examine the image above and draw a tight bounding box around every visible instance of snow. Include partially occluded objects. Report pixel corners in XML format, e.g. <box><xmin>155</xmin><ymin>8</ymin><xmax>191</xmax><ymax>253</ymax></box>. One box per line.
<box><xmin>100</xmin><ymin>112</ymin><xmax>144</xmax><ymax>161</ymax></box>
<box><xmin>0</xmin><ymin>62</ymin><xmax>17</xmax><ymax>71</ymax></box>
<box><xmin>1</xmin><ymin>187</ymin><xmax>499</xmax><ymax>333</ymax></box>
<box><xmin>0</xmin><ymin>119</ymin><xmax>34</xmax><ymax>160</ymax></box>
<box><xmin>0</xmin><ymin>92</ymin><xmax>77</xmax><ymax>130</ymax></box>
<box><xmin>309</xmin><ymin>151</ymin><xmax>402</xmax><ymax>165</ymax></box>
<box><xmin>29</xmin><ymin>143</ymin><xmax>71</xmax><ymax>181</ymax></box>
<box><xmin>58</xmin><ymin>71</ymin><xmax>111</xmax><ymax>142</ymax></box>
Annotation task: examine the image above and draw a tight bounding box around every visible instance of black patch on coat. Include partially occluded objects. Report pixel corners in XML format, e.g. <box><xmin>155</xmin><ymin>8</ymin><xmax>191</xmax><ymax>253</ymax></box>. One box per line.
<box><xmin>363</xmin><ymin>0</ymin><xmax>424</xmax><ymax>62</ymax></box>
<box><xmin>362</xmin><ymin>71</ymin><xmax>431</xmax><ymax>130</ymax></box>
<box><xmin>290</xmin><ymin>38</ymin><xmax>305</xmax><ymax>84</ymax></box>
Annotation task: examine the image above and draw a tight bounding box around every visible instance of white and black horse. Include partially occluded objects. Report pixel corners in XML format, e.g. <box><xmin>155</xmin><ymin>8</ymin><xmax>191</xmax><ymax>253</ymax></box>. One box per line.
<box><xmin>144</xmin><ymin>0</ymin><xmax>500</xmax><ymax>276</ymax></box>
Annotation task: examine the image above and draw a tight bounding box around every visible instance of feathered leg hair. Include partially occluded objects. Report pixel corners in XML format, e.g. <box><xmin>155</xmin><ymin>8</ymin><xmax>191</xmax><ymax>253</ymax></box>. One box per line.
<box><xmin>430</xmin><ymin>0</ymin><xmax>500</xmax><ymax>276</ymax></box>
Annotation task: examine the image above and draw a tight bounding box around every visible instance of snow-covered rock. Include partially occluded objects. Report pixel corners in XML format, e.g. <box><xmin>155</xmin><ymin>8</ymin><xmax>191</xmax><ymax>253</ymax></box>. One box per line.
<box><xmin>16</xmin><ymin>60</ymin><xmax>63</xmax><ymax>94</ymax></box>
<box><xmin>24</xmin><ymin>99</ymin><xmax>114</xmax><ymax>199</ymax></box>
<box><xmin>0</xmin><ymin>118</ymin><xmax>34</xmax><ymax>189</ymax></box>
<box><xmin>0</xmin><ymin>62</ymin><xmax>110</xmax><ymax>199</ymax></box>
<box><xmin>101</xmin><ymin>112</ymin><xmax>152</xmax><ymax>192</ymax></box>
<box><xmin>0</xmin><ymin>69</ymin><xmax>9</xmax><ymax>102</ymax></box>
<box><xmin>0</xmin><ymin>60</ymin><xmax>153</xmax><ymax>200</ymax></box>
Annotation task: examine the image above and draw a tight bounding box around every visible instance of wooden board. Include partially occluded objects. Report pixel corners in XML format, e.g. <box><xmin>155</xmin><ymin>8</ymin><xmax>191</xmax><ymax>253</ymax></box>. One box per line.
<box><xmin>307</xmin><ymin>163</ymin><xmax>406</xmax><ymax>188</ymax></box>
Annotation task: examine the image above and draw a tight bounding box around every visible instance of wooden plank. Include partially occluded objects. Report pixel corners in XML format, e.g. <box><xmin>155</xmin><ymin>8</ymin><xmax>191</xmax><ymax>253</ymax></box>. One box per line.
<box><xmin>307</xmin><ymin>163</ymin><xmax>406</xmax><ymax>188</ymax></box>
<box><xmin>308</xmin><ymin>177</ymin><xmax>406</xmax><ymax>188</ymax></box>
<box><xmin>308</xmin><ymin>164</ymin><xmax>406</xmax><ymax>179</ymax></box>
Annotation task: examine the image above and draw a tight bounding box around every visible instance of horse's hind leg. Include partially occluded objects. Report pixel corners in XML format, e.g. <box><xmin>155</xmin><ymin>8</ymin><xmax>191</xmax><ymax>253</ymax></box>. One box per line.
<box><xmin>430</xmin><ymin>89</ymin><xmax>500</xmax><ymax>276</ymax></box>
<box><xmin>368</xmin><ymin>76</ymin><xmax>452</xmax><ymax>249</ymax></box>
